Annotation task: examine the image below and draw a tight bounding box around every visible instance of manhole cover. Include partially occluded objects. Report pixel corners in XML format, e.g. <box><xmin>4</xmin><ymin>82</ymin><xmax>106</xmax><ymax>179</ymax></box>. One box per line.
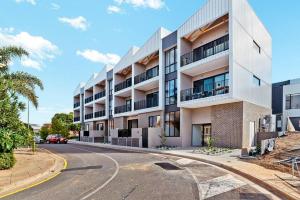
<box><xmin>154</xmin><ymin>162</ymin><xmax>182</xmax><ymax>170</ymax></box>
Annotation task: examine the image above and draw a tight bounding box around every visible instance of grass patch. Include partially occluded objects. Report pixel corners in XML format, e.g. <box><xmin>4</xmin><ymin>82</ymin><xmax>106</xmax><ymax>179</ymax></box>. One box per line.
<box><xmin>193</xmin><ymin>147</ymin><xmax>232</xmax><ymax>156</ymax></box>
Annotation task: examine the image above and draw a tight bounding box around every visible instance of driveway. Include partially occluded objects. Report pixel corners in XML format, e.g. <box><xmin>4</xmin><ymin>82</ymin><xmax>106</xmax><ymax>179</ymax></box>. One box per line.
<box><xmin>2</xmin><ymin>143</ymin><xmax>278</xmax><ymax>200</ymax></box>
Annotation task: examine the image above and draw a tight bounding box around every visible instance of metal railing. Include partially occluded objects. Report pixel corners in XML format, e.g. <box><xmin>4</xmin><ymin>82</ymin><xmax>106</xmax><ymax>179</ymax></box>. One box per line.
<box><xmin>181</xmin><ymin>34</ymin><xmax>229</xmax><ymax>67</ymax></box>
<box><xmin>94</xmin><ymin>90</ymin><xmax>106</xmax><ymax>100</ymax></box>
<box><xmin>114</xmin><ymin>104</ymin><xmax>131</xmax><ymax>114</ymax></box>
<box><xmin>85</xmin><ymin>96</ymin><xmax>93</xmax><ymax>104</ymax></box>
<box><xmin>74</xmin><ymin>117</ymin><xmax>80</xmax><ymax>122</ymax></box>
<box><xmin>94</xmin><ymin>110</ymin><xmax>106</xmax><ymax>118</ymax></box>
<box><xmin>134</xmin><ymin>99</ymin><xmax>159</xmax><ymax>110</ymax></box>
<box><xmin>134</xmin><ymin>66</ymin><xmax>159</xmax><ymax>85</ymax></box>
<box><xmin>180</xmin><ymin>80</ymin><xmax>229</xmax><ymax>102</ymax></box>
<box><xmin>74</xmin><ymin>102</ymin><xmax>80</xmax><ymax>108</ymax></box>
<box><xmin>85</xmin><ymin>113</ymin><xmax>93</xmax><ymax>120</ymax></box>
<box><xmin>115</xmin><ymin>78</ymin><xmax>132</xmax><ymax>92</ymax></box>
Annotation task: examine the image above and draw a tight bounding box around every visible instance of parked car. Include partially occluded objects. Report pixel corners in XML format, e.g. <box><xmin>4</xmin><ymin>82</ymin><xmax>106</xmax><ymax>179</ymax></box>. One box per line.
<box><xmin>46</xmin><ymin>134</ymin><xmax>68</xmax><ymax>144</ymax></box>
<box><xmin>34</xmin><ymin>135</ymin><xmax>44</xmax><ymax>144</ymax></box>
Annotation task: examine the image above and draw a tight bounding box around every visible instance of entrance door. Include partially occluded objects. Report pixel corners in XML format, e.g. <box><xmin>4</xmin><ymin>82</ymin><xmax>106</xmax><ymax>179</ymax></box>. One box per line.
<box><xmin>142</xmin><ymin>128</ymin><xmax>148</xmax><ymax>148</ymax></box>
<box><xmin>192</xmin><ymin>125</ymin><xmax>203</xmax><ymax>146</ymax></box>
<box><xmin>128</xmin><ymin>119</ymin><xmax>138</xmax><ymax>137</ymax></box>
<box><xmin>249</xmin><ymin>121</ymin><xmax>255</xmax><ymax>147</ymax></box>
<box><xmin>203</xmin><ymin>124</ymin><xmax>212</xmax><ymax>146</ymax></box>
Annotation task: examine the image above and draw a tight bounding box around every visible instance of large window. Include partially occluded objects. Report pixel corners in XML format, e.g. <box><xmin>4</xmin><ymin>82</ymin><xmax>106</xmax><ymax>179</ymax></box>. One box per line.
<box><xmin>149</xmin><ymin>116</ymin><xmax>161</xmax><ymax>128</ymax></box>
<box><xmin>165</xmin><ymin>47</ymin><xmax>177</xmax><ymax>74</ymax></box>
<box><xmin>286</xmin><ymin>94</ymin><xmax>300</xmax><ymax>110</ymax></box>
<box><xmin>165</xmin><ymin>79</ymin><xmax>177</xmax><ymax>105</ymax></box>
<box><xmin>165</xmin><ymin>111</ymin><xmax>180</xmax><ymax>137</ymax></box>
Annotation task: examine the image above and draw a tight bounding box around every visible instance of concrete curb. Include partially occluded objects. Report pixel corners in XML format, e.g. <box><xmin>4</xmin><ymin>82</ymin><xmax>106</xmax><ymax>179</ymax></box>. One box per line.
<box><xmin>0</xmin><ymin>148</ymin><xmax>67</xmax><ymax>199</ymax></box>
<box><xmin>69</xmin><ymin>140</ymin><xmax>296</xmax><ymax>200</ymax></box>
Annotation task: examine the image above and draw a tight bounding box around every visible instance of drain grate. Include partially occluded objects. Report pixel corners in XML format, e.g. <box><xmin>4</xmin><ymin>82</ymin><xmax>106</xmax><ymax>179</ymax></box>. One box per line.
<box><xmin>154</xmin><ymin>162</ymin><xmax>182</xmax><ymax>170</ymax></box>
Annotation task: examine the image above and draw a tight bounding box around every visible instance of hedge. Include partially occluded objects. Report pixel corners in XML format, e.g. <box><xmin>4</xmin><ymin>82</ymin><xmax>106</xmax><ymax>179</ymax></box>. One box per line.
<box><xmin>0</xmin><ymin>152</ymin><xmax>15</xmax><ymax>170</ymax></box>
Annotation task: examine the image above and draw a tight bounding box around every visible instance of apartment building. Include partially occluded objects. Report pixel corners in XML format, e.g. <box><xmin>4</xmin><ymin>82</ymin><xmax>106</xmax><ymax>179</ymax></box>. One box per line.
<box><xmin>272</xmin><ymin>79</ymin><xmax>300</xmax><ymax>133</ymax></box>
<box><xmin>73</xmin><ymin>0</ymin><xmax>272</xmax><ymax>149</ymax></box>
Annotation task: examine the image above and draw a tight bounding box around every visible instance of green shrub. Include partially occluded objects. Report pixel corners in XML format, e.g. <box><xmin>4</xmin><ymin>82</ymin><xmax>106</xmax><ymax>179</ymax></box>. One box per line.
<box><xmin>0</xmin><ymin>152</ymin><xmax>15</xmax><ymax>170</ymax></box>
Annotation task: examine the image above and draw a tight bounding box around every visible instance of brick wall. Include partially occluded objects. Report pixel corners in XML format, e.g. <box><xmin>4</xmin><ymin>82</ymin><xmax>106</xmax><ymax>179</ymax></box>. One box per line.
<box><xmin>211</xmin><ymin>102</ymin><xmax>243</xmax><ymax>148</ymax></box>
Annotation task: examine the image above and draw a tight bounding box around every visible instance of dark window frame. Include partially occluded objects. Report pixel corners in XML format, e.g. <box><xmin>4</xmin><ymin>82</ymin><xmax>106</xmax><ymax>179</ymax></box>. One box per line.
<box><xmin>148</xmin><ymin>115</ymin><xmax>161</xmax><ymax>128</ymax></box>
<box><xmin>164</xmin><ymin>111</ymin><xmax>180</xmax><ymax>137</ymax></box>
<box><xmin>253</xmin><ymin>75</ymin><xmax>261</xmax><ymax>86</ymax></box>
<box><xmin>165</xmin><ymin>79</ymin><xmax>177</xmax><ymax>106</ymax></box>
<box><xmin>165</xmin><ymin>47</ymin><xmax>177</xmax><ymax>74</ymax></box>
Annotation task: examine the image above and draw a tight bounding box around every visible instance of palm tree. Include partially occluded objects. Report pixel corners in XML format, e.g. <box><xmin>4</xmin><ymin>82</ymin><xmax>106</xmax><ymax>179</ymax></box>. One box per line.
<box><xmin>0</xmin><ymin>46</ymin><xmax>44</xmax><ymax>108</ymax></box>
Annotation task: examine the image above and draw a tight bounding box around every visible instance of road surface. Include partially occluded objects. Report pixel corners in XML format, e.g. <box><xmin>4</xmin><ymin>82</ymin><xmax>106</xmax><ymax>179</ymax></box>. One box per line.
<box><xmin>3</xmin><ymin>143</ymin><xmax>278</xmax><ymax>200</ymax></box>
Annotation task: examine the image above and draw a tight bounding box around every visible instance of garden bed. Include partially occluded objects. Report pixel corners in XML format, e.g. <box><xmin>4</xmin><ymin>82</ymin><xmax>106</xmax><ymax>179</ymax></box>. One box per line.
<box><xmin>192</xmin><ymin>147</ymin><xmax>232</xmax><ymax>156</ymax></box>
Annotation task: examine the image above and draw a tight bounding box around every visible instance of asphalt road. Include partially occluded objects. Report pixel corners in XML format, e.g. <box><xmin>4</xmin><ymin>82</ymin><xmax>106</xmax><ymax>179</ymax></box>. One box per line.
<box><xmin>3</xmin><ymin>144</ymin><xmax>279</xmax><ymax>200</ymax></box>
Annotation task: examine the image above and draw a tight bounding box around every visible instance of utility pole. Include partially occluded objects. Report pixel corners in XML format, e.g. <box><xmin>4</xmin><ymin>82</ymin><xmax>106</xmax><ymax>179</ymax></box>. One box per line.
<box><xmin>27</xmin><ymin>99</ymin><xmax>29</xmax><ymax>129</ymax></box>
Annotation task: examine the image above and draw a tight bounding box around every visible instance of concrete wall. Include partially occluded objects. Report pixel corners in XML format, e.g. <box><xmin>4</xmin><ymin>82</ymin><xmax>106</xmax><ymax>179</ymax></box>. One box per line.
<box><xmin>148</xmin><ymin>128</ymin><xmax>162</xmax><ymax>148</ymax></box>
<box><xmin>242</xmin><ymin>101</ymin><xmax>271</xmax><ymax>148</ymax></box>
<box><xmin>137</xmin><ymin>111</ymin><xmax>163</xmax><ymax>128</ymax></box>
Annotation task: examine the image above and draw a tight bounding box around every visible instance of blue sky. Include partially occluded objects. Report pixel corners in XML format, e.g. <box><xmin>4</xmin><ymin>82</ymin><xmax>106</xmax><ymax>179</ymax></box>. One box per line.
<box><xmin>0</xmin><ymin>0</ymin><xmax>299</xmax><ymax>125</ymax></box>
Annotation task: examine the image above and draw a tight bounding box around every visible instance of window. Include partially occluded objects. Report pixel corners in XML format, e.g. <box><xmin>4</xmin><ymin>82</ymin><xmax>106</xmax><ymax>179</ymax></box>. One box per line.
<box><xmin>253</xmin><ymin>75</ymin><xmax>261</xmax><ymax>86</ymax></box>
<box><xmin>165</xmin><ymin>47</ymin><xmax>177</xmax><ymax>74</ymax></box>
<box><xmin>149</xmin><ymin>116</ymin><xmax>161</xmax><ymax>128</ymax></box>
<box><xmin>146</xmin><ymin>92</ymin><xmax>158</xmax><ymax>107</ymax></box>
<box><xmin>286</xmin><ymin>94</ymin><xmax>300</xmax><ymax>110</ymax></box>
<box><xmin>165</xmin><ymin>79</ymin><xmax>177</xmax><ymax>105</ymax></box>
<box><xmin>164</xmin><ymin>111</ymin><xmax>180</xmax><ymax>137</ymax></box>
<box><xmin>253</xmin><ymin>40</ymin><xmax>261</xmax><ymax>54</ymax></box>
<box><xmin>85</xmin><ymin>124</ymin><xmax>89</xmax><ymax>131</ymax></box>
<box><xmin>96</xmin><ymin>123</ymin><xmax>104</xmax><ymax>131</ymax></box>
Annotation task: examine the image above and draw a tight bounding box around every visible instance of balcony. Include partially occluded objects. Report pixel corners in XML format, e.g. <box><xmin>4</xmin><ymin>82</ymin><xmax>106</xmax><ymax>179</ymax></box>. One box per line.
<box><xmin>94</xmin><ymin>110</ymin><xmax>106</xmax><ymax>118</ymax></box>
<box><xmin>115</xmin><ymin>104</ymin><xmax>131</xmax><ymax>114</ymax></box>
<box><xmin>85</xmin><ymin>96</ymin><xmax>93</xmax><ymax>104</ymax></box>
<box><xmin>94</xmin><ymin>90</ymin><xmax>106</xmax><ymax>100</ymax></box>
<box><xmin>115</xmin><ymin>78</ymin><xmax>132</xmax><ymax>93</ymax></box>
<box><xmin>181</xmin><ymin>34</ymin><xmax>229</xmax><ymax>67</ymax></box>
<box><xmin>74</xmin><ymin>117</ymin><xmax>80</xmax><ymax>122</ymax></box>
<box><xmin>134</xmin><ymin>66</ymin><xmax>159</xmax><ymax>85</ymax></box>
<box><xmin>85</xmin><ymin>113</ymin><xmax>93</xmax><ymax>120</ymax></box>
<box><xmin>134</xmin><ymin>99</ymin><xmax>158</xmax><ymax>111</ymax></box>
<box><xmin>180</xmin><ymin>80</ymin><xmax>229</xmax><ymax>102</ymax></box>
<box><xmin>74</xmin><ymin>102</ymin><xmax>80</xmax><ymax>108</ymax></box>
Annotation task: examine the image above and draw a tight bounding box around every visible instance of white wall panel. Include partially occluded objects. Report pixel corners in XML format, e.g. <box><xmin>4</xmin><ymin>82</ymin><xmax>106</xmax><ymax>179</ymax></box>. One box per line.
<box><xmin>114</xmin><ymin>46</ymin><xmax>139</xmax><ymax>73</ymax></box>
<box><xmin>178</xmin><ymin>0</ymin><xmax>229</xmax><ymax>37</ymax></box>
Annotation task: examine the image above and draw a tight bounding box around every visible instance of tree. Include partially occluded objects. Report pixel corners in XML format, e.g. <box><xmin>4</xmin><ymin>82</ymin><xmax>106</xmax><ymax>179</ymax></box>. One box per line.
<box><xmin>40</xmin><ymin>125</ymin><xmax>50</xmax><ymax>140</ymax></box>
<box><xmin>0</xmin><ymin>46</ymin><xmax>44</xmax><ymax>108</ymax></box>
<box><xmin>50</xmin><ymin>112</ymin><xmax>75</xmax><ymax>138</ymax></box>
<box><xmin>0</xmin><ymin>46</ymin><xmax>43</xmax><ymax>169</ymax></box>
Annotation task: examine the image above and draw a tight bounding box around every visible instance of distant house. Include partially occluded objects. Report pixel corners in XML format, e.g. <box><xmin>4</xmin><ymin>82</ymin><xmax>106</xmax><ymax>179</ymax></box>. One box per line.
<box><xmin>272</xmin><ymin>79</ymin><xmax>300</xmax><ymax>132</ymax></box>
<box><xmin>30</xmin><ymin>124</ymin><xmax>42</xmax><ymax>134</ymax></box>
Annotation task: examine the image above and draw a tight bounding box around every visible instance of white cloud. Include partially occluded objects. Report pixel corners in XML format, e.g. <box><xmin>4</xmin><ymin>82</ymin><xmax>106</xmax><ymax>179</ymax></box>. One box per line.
<box><xmin>51</xmin><ymin>3</ymin><xmax>60</xmax><ymax>10</ymax></box>
<box><xmin>0</xmin><ymin>27</ymin><xmax>15</xmax><ymax>33</ymax></box>
<box><xmin>0</xmin><ymin>29</ymin><xmax>59</xmax><ymax>70</ymax></box>
<box><xmin>114</xmin><ymin>0</ymin><xmax>165</xmax><ymax>9</ymax></box>
<box><xmin>15</xmin><ymin>0</ymin><xmax>36</xmax><ymax>5</ymax></box>
<box><xmin>58</xmin><ymin>16</ymin><xmax>88</xmax><ymax>31</ymax></box>
<box><xmin>107</xmin><ymin>5</ymin><xmax>122</xmax><ymax>14</ymax></box>
<box><xmin>21</xmin><ymin>57</ymin><xmax>41</xmax><ymax>70</ymax></box>
<box><xmin>76</xmin><ymin>49</ymin><xmax>120</xmax><ymax>66</ymax></box>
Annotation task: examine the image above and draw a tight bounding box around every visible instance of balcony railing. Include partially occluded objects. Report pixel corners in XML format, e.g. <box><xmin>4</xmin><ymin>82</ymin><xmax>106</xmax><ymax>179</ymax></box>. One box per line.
<box><xmin>134</xmin><ymin>66</ymin><xmax>159</xmax><ymax>85</ymax></box>
<box><xmin>85</xmin><ymin>113</ymin><xmax>93</xmax><ymax>120</ymax></box>
<box><xmin>134</xmin><ymin>99</ymin><xmax>159</xmax><ymax>110</ymax></box>
<box><xmin>115</xmin><ymin>78</ymin><xmax>132</xmax><ymax>93</ymax></box>
<box><xmin>85</xmin><ymin>96</ymin><xmax>93</xmax><ymax>104</ymax></box>
<box><xmin>114</xmin><ymin>104</ymin><xmax>131</xmax><ymax>114</ymax></box>
<box><xmin>74</xmin><ymin>102</ymin><xmax>80</xmax><ymax>108</ymax></box>
<box><xmin>180</xmin><ymin>80</ymin><xmax>229</xmax><ymax>102</ymax></box>
<box><xmin>74</xmin><ymin>117</ymin><xmax>80</xmax><ymax>122</ymax></box>
<box><xmin>94</xmin><ymin>110</ymin><xmax>106</xmax><ymax>118</ymax></box>
<box><xmin>94</xmin><ymin>90</ymin><xmax>106</xmax><ymax>100</ymax></box>
<box><xmin>181</xmin><ymin>34</ymin><xmax>229</xmax><ymax>67</ymax></box>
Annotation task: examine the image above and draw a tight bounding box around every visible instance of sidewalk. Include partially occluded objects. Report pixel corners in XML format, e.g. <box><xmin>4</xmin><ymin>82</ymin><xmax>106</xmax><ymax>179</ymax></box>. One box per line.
<box><xmin>70</xmin><ymin>140</ymin><xmax>300</xmax><ymax>200</ymax></box>
<box><xmin>0</xmin><ymin>148</ymin><xmax>66</xmax><ymax>198</ymax></box>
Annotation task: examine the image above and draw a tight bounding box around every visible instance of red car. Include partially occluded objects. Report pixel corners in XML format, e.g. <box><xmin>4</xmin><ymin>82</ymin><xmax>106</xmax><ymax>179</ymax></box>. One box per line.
<box><xmin>46</xmin><ymin>134</ymin><xmax>68</xmax><ymax>144</ymax></box>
